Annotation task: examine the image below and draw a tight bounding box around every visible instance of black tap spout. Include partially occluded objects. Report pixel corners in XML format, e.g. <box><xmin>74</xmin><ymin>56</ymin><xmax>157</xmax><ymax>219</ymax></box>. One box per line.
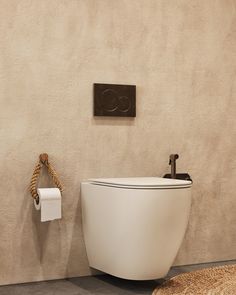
<box><xmin>169</xmin><ymin>154</ymin><xmax>179</xmax><ymax>179</ymax></box>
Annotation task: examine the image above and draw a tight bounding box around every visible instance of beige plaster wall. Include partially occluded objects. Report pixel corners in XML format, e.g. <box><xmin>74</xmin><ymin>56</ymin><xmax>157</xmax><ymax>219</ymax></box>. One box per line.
<box><xmin>0</xmin><ymin>0</ymin><xmax>236</xmax><ymax>285</ymax></box>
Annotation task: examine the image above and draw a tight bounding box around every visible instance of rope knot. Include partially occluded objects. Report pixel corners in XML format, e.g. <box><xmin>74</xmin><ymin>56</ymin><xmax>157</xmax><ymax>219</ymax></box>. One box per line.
<box><xmin>39</xmin><ymin>153</ymin><xmax>49</xmax><ymax>165</ymax></box>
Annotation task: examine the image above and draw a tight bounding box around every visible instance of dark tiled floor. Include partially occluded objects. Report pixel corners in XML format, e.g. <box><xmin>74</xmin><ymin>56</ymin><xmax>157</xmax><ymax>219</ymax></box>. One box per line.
<box><xmin>0</xmin><ymin>260</ymin><xmax>235</xmax><ymax>295</ymax></box>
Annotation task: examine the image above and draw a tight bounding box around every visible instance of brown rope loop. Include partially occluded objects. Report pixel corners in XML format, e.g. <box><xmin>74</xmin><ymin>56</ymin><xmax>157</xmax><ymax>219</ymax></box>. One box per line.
<box><xmin>30</xmin><ymin>154</ymin><xmax>63</xmax><ymax>202</ymax></box>
<box><xmin>30</xmin><ymin>163</ymin><xmax>42</xmax><ymax>201</ymax></box>
<box><xmin>46</xmin><ymin>162</ymin><xmax>63</xmax><ymax>193</ymax></box>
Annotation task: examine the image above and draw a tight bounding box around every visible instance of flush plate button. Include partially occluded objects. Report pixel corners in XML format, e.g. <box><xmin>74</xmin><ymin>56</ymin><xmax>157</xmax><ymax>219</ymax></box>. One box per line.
<box><xmin>94</xmin><ymin>83</ymin><xmax>136</xmax><ymax>117</ymax></box>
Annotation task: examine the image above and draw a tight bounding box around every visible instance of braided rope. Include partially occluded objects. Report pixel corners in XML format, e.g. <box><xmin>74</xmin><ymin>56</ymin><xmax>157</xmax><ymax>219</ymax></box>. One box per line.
<box><xmin>30</xmin><ymin>163</ymin><xmax>42</xmax><ymax>200</ymax></box>
<box><xmin>46</xmin><ymin>162</ymin><xmax>63</xmax><ymax>193</ymax></box>
<box><xmin>30</xmin><ymin>154</ymin><xmax>63</xmax><ymax>202</ymax></box>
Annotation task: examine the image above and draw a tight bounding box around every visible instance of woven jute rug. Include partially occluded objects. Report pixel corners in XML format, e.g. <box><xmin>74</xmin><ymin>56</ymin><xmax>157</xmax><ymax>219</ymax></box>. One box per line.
<box><xmin>152</xmin><ymin>264</ymin><xmax>236</xmax><ymax>295</ymax></box>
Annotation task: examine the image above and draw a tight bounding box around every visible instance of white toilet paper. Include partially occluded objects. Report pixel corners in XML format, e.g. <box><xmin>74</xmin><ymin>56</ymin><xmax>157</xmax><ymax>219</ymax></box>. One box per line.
<box><xmin>34</xmin><ymin>188</ymin><xmax>61</xmax><ymax>222</ymax></box>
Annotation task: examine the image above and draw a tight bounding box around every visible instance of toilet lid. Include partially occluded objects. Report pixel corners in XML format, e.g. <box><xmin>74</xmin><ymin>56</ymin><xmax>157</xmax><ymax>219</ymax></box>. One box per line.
<box><xmin>89</xmin><ymin>177</ymin><xmax>192</xmax><ymax>189</ymax></box>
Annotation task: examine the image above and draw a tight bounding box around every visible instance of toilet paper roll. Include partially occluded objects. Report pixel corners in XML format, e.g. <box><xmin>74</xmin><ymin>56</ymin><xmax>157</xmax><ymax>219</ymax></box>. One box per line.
<box><xmin>34</xmin><ymin>188</ymin><xmax>61</xmax><ymax>222</ymax></box>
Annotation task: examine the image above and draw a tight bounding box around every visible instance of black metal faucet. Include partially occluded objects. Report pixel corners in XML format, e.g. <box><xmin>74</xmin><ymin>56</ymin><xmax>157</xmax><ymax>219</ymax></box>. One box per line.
<box><xmin>163</xmin><ymin>154</ymin><xmax>192</xmax><ymax>181</ymax></box>
<box><xmin>169</xmin><ymin>154</ymin><xmax>179</xmax><ymax>179</ymax></box>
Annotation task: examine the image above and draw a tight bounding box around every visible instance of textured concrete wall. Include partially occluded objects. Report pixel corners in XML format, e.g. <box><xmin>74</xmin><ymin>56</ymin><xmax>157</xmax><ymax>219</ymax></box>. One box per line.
<box><xmin>0</xmin><ymin>0</ymin><xmax>235</xmax><ymax>285</ymax></box>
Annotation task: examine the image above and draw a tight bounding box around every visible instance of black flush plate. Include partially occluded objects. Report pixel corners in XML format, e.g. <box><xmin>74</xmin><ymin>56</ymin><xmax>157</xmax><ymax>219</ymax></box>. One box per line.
<box><xmin>94</xmin><ymin>83</ymin><xmax>136</xmax><ymax>117</ymax></box>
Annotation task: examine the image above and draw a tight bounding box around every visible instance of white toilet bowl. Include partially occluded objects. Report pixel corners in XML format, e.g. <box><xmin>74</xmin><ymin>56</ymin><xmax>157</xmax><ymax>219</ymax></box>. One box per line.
<box><xmin>81</xmin><ymin>177</ymin><xmax>192</xmax><ymax>280</ymax></box>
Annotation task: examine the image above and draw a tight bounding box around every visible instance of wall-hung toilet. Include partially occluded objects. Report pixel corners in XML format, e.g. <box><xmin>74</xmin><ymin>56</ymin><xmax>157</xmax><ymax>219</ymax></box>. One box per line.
<box><xmin>81</xmin><ymin>177</ymin><xmax>192</xmax><ymax>280</ymax></box>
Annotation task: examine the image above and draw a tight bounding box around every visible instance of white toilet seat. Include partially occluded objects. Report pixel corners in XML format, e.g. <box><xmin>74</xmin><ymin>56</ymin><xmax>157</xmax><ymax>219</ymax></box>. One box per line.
<box><xmin>89</xmin><ymin>177</ymin><xmax>192</xmax><ymax>189</ymax></box>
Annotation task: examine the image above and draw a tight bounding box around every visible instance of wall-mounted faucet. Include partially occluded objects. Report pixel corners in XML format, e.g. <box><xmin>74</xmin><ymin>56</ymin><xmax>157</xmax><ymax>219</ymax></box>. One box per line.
<box><xmin>169</xmin><ymin>154</ymin><xmax>179</xmax><ymax>179</ymax></box>
<box><xmin>163</xmin><ymin>154</ymin><xmax>192</xmax><ymax>182</ymax></box>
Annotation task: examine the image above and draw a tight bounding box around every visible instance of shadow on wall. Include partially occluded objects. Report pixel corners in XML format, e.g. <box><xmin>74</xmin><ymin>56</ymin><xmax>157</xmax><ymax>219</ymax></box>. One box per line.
<box><xmin>66</xmin><ymin>189</ymin><xmax>91</xmax><ymax>277</ymax></box>
<box><xmin>14</xmin><ymin>167</ymin><xmax>63</xmax><ymax>282</ymax></box>
<box><xmin>30</xmin><ymin>166</ymin><xmax>62</xmax><ymax>270</ymax></box>
<box><xmin>92</xmin><ymin>117</ymin><xmax>135</xmax><ymax>126</ymax></box>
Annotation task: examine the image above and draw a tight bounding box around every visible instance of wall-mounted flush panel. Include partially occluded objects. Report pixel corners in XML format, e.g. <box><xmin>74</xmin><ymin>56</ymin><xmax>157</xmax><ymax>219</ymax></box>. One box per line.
<box><xmin>94</xmin><ymin>83</ymin><xmax>136</xmax><ymax>117</ymax></box>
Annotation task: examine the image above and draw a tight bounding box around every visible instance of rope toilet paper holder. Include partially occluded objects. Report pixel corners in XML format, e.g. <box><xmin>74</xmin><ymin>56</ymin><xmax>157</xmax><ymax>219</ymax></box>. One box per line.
<box><xmin>30</xmin><ymin>153</ymin><xmax>63</xmax><ymax>204</ymax></box>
